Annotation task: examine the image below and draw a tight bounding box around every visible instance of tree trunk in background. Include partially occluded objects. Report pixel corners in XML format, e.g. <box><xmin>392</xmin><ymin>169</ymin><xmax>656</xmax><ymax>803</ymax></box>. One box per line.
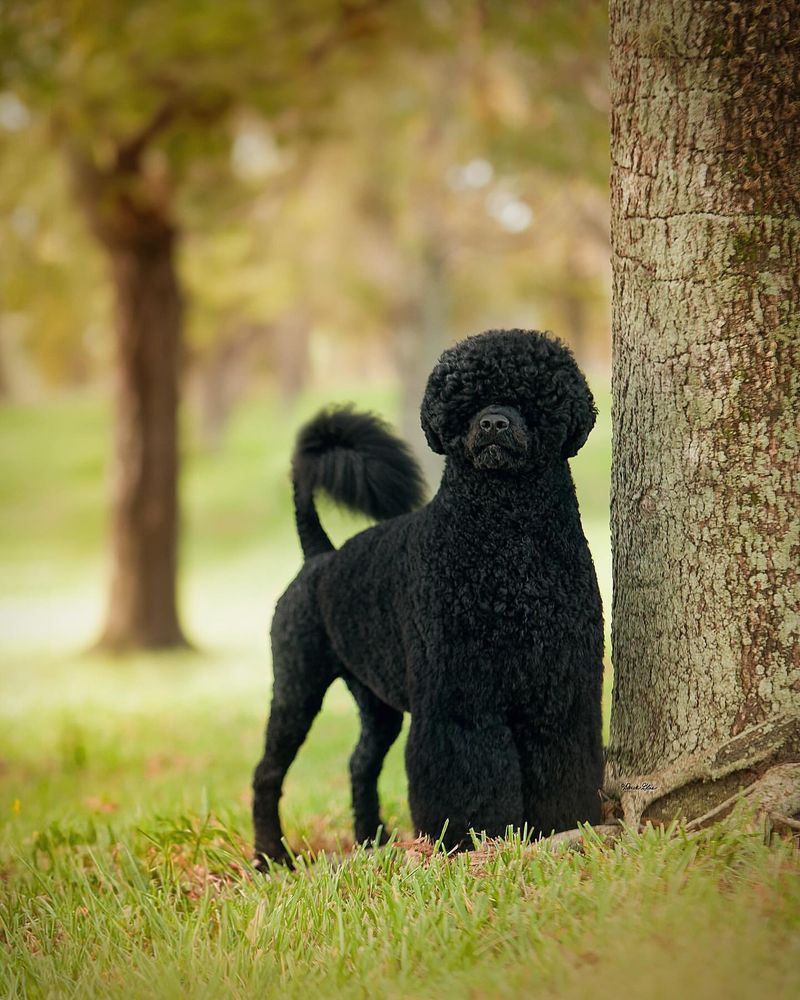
<box><xmin>100</xmin><ymin>232</ymin><xmax>186</xmax><ymax>649</ymax></box>
<box><xmin>0</xmin><ymin>322</ymin><xmax>8</xmax><ymax>399</ymax></box>
<box><xmin>396</xmin><ymin>236</ymin><xmax>449</xmax><ymax>493</ymax></box>
<box><xmin>272</xmin><ymin>308</ymin><xmax>311</xmax><ymax>402</ymax></box>
<box><xmin>608</xmin><ymin>1</ymin><xmax>800</xmax><ymax>815</ymax></box>
<box><xmin>559</xmin><ymin>288</ymin><xmax>587</xmax><ymax>363</ymax></box>
<box><xmin>70</xmin><ymin>148</ymin><xmax>189</xmax><ymax>650</ymax></box>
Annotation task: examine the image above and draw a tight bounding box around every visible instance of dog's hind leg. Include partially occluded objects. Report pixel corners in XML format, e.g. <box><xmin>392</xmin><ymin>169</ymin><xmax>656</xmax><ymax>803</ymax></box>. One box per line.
<box><xmin>344</xmin><ymin>675</ymin><xmax>403</xmax><ymax>846</ymax></box>
<box><xmin>252</xmin><ymin>638</ymin><xmax>335</xmax><ymax>867</ymax></box>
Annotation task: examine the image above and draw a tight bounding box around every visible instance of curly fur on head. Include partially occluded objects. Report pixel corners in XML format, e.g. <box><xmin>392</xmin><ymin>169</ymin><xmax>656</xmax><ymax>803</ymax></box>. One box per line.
<box><xmin>420</xmin><ymin>329</ymin><xmax>596</xmax><ymax>462</ymax></box>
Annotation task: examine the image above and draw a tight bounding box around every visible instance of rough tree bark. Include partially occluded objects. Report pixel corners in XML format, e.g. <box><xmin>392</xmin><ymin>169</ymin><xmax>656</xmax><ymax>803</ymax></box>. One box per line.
<box><xmin>607</xmin><ymin>1</ymin><xmax>800</xmax><ymax>820</ymax></box>
<box><xmin>69</xmin><ymin>122</ymin><xmax>189</xmax><ymax>651</ymax></box>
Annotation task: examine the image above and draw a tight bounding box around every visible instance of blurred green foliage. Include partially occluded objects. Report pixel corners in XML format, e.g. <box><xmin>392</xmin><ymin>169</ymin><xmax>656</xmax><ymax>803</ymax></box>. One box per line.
<box><xmin>0</xmin><ymin>0</ymin><xmax>610</xmax><ymax>399</ymax></box>
<box><xmin>0</xmin><ymin>378</ymin><xmax>611</xmax><ymax>632</ymax></box>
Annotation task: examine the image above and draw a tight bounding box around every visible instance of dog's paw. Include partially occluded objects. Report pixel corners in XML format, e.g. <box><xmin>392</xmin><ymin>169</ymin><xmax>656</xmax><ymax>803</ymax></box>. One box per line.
<box><xmin>355</xmin><ymin>824</ymin><xmax>393</xmax><ymax>849</ymax></box>
<box><xmin>252</xmin><ymin>846</ymin><xmax>293</xmax><ymax>873</ymax></box>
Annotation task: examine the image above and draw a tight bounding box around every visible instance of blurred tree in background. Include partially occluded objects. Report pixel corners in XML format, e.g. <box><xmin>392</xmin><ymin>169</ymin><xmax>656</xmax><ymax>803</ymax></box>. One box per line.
<box><xmin>0</xmin><ymin>0</ymin><xmax>610</xmax><ymax>651</ymax></box>
<box><xmin>1</xmin><ymin>0</ymin><xmax>399</xmax><ymax>650</ymax></box>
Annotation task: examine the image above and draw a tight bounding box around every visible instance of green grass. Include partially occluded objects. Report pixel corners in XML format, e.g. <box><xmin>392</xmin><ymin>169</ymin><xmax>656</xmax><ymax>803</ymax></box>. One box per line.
<box><xmin>2</xmin><ymin>384</ymin><xmax>798</xmax><ymax>998</ymax></box>
<box><xmin>3</xmin><ymin>769</ymin><xmax>799</xmax><ymax>999</ymax></box>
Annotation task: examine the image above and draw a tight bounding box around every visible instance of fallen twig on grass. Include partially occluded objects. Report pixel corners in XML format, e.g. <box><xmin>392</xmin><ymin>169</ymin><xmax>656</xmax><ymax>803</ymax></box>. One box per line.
<box><xmin>538</xmin><ymin>824</ymin><xmax>622</xmax><ymax>850</ymax></box>
<box><xmin>392</xmin><ymin>824</ymin><xmax>624</xmax><ymax>870</ymax></box>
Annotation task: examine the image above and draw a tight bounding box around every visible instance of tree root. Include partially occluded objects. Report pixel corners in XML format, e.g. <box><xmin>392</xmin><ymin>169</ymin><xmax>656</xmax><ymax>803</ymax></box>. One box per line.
<box><xmin>536</xmin><ymin>824</ymin><xmax>623</xmax><ymax>851</ymax></box>
<box><xmin>604</xmin><ymin>715</ymin><xmax>800</xmax><ymax>828</ymax></box>
<box><xmin>261</xmin><ymin>716</ymin><xmax>800</xmax><ymax>875</ymax></box>
<box><xmin>771</xmin><ymin>814</ymin><xmax>800</xmax><ymax>833</ymax></box>
<box><xmin>395</xmin><ymin>825</ymin><xmax>624</xmax><ymax>869</ymax></box>
<box><xmin>684</xmin><ymin>762</ymin><xmax>800</xmax><ymax>831</ymax></box>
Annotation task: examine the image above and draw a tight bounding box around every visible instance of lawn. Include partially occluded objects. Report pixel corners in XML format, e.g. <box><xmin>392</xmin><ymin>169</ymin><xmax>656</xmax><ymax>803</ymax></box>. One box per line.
<box><xmin>1</xmin><ymin>384</ymin><xmax>798</xmax><ymax>999</ymax></box>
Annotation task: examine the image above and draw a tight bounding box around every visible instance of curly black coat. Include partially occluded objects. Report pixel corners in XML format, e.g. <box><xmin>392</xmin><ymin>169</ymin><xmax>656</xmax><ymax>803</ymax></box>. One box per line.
<box><xmin>252</xmin><ymin>329</ymin><xmax>604</xmax><ymax>864</ymax></box>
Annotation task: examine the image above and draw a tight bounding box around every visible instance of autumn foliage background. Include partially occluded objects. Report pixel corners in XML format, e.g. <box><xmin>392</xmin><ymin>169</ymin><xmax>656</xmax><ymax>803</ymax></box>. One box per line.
<box><xmin>0</xmin><ymin>1</ymin><xmax>613</xmax><ymax>652</ymax></box>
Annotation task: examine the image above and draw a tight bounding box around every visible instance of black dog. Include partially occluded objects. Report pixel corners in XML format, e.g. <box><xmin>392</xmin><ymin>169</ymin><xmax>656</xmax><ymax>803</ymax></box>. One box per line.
<box><xmin>252</xmin><ymin>329</ymin><xmax>604</xmax><ymax>864</ymax></box>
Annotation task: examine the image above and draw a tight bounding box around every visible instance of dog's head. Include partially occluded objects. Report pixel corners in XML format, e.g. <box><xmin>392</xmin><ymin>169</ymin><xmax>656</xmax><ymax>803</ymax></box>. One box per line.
<box><xmin>420</xmin><ymin>329</ymin><xmax>596</xmax><ymax>473</ymax></box>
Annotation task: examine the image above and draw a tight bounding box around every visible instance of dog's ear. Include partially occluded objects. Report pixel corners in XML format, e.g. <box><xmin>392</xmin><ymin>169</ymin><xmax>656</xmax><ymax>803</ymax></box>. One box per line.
<box><xmin>555</xmin><ymin>364</ymin><xmax>597</xmax><ymax>458</ymax></box>
<box><xmin>422</xmin><ymin>424</ymin><xmax>445</xmax><ymax>455</ymax></box>
<box><xmin>419</xmin><ymin>359</ymin><xmax>450</xmax><ymax>454</ymax></box>
<box><xmin>420</xmin><ymin>395</ymin><xmax>446</xmax><ymax>454</ymax></box>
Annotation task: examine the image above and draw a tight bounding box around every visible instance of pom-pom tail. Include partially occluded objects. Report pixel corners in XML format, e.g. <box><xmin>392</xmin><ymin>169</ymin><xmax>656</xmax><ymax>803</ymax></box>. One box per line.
<box><xmin>291</xmin><ymin>407</ymin><xmax>426</xmax><ymax>560</ymax></box>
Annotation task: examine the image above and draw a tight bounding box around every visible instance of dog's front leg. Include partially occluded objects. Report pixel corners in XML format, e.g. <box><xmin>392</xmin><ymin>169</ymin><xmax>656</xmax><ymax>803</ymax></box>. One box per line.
<box><xmin>404</xmin><ymin>712</ymin><xmax>523</xmax><ymax>850</ymax></box>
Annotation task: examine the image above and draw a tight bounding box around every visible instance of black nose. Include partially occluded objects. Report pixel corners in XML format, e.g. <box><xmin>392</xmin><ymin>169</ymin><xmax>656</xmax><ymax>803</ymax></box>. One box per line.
<box><xmin>479</xmin><ymin>413</ymin><xmax>510</xmax><ymax>434</ymax></box>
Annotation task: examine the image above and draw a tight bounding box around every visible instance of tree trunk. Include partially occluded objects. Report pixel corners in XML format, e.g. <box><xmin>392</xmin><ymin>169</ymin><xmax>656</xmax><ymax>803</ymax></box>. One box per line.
<box><xmin>0</xmin><ymin>320</ymin><xmax>9</xmax><ymax>400</ymax></box>
<box><xmin>266</xmin><ymin>308</ymin><xmax>309</xmax><ymax>403</ymax></box>
<box><xmin>69</xmin><ymin>145</ymin><xmax>190</xmax><ymax>651</ymax></box>
<box><xmin>395</xmin><ymin>237</ymin><xmax>449</xmax><ymax>493</ymax></box>
<box><xmin>193</xmin><ymin>321</ymin><xmax>269</xmax><ymax>452</ymax></box>
<box><xmin>99</xmin><ymin>230</ymin><xmax>187</xmax><ymax>650</ymax></box>
<box><xmin>607</xmin><ymin>1</ymin><xmax>800</xmax><ymax>816</ymax></box>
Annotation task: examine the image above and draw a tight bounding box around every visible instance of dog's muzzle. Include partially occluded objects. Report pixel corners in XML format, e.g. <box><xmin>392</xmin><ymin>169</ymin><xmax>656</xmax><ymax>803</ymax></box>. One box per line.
<box><xmin>466</xmin><ymin>405</ymin><xmax>529</xmax><ymax>470</ymax></box>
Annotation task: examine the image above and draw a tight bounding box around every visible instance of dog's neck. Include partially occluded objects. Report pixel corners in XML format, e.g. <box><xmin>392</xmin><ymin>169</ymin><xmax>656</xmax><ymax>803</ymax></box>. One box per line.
<box><xmin>434</xmin><ymin>457</ymin><xmax>579</xmax><ymax>527</ymax></box>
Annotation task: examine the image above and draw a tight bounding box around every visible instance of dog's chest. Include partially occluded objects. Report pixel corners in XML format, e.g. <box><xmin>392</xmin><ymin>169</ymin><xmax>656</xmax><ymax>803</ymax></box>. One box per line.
<box><xmin>423</xmin><ymin>527</ymin><xmax>581</xmax><ymax>645</ymax></box>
